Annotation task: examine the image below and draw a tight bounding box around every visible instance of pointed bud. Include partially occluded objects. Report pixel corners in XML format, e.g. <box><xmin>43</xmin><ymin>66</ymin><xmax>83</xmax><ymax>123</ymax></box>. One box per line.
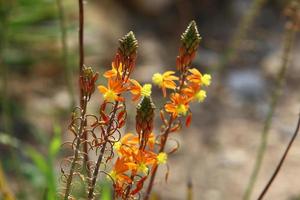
<box><xmin>181</xmin><ymin>20</ymin><xmax>201</xmax><ymax>54</ymax></box>
<box><xmin>80</xmin><ymin>65</ymin><xmax>98</xmax><ymax>100</ymax></box>
<box><xmin>177</xmin><ymin>20</ymin><xmax>201</xmax><ymax>71</ymax></box>
<box><xmin>136</xmin><ymin>96</ymin><xmax>155</xmax><ymax>149</ymax></box>
<box><xmin>118</xmin><ymin>31</ymin><xmax>138</xmax><ymax>58</ymax></box>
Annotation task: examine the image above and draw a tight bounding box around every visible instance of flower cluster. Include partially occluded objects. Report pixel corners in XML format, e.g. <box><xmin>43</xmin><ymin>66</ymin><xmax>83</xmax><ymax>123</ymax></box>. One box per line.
<box><xmin>104</xmin><ymin>95</ymin><xmax>169</xmax><ymax>199</ymax></box>
<box><xmin>153</xmin><ymin>21</ymin><xmax>211</xmax><ymax>127</ymax></box>
<box><xmin>63</xmin><ymin>20</ymin><xmax>210</xmax><ymax>200</ymax></box>
<box><xmin>97</xmin><ymin>32</ymin><xmax>153</xmax><ymax>105</ymax></box>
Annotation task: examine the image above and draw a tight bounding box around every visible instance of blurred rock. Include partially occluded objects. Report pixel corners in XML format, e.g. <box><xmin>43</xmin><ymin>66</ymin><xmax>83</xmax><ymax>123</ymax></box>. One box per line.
<box><xmin>53</xmin><ymin>90</ymin><xmax>71</xmax><ymax>110</ymax></box>
<box><xmin>226</xmin><ymin>69</ymin><xmax>266</xmax><ymax>104</ymax></box>
<box><xmin>196</xmin><ymin>49</ymin><xmax>220</xmax><ymax>68</ymax></box>
<box><xmin>125</xmin><ymin>0</ymin><xmax>172</xmax><ymax>16</ymax></box>
<box><xmin>218</xmin><ymin>148</ymin><xmax>247</xmax><ymax>168</ymax></box>
<box><xmin>232</xmin><ymin>0</ymin><xmax>253</xmax><ymax>18</ymax></box>
<box><xmin>263</xmin><ymin>44</ymin><xmax>300</xmax><ymax>80</ymax></box>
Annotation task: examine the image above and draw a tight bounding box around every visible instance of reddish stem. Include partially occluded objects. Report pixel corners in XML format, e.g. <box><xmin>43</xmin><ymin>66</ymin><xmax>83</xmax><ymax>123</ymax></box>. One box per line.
<box><xmin>77</xmin><ymin>0</ymin><xmax>90</xmax><ymax>167</ymax></box>
<box><xmin>257</xmin><ymin>115</ymin><xmax>300</xmax><ymax>200</ymax></box>
<box><xmin>144</xmin><ymin>117</ymin><xmax>174</xmax><ymax>200</ymax></box>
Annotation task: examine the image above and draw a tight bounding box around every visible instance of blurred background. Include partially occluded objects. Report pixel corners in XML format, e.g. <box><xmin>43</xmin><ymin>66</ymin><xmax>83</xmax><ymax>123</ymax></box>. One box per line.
<box><xmin>0</xmin><ymin>0</ymin><xmax>300</xmax><ymax>199</ymax></box>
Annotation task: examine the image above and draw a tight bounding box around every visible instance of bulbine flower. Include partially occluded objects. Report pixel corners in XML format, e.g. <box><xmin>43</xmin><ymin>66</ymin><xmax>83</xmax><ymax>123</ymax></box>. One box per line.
<box><xmin>98</xmin><ymin>78</ymin><xmax>126</xmax><ymax>102</ymax></box>
<box><xmin>156</xmin><ymin>152</ymin><xmax>168</xmax><ymax>165</ymax></box>
<box><xmin>165</xmin><ymin>93</ymin><xmax>191</xmax><ymax>117</ymax></box>
<box><xmin>129</xmin><ymin>79</ymin><xmax>152</xmax><ymax>101</ymax></box>
<box><xmin>194</xmin><ymin>90</ymin><xmax>207</xmax><ymax>102</ymax></box>
<box><xmin>63</xmin><ymin>21</ymin><xmax>212</xmax><ymax>200</ymax></box>
<box><xmin>152</xmin><ymin>71</ymin><xmax>179</xmax><ymax>97</ymax></box>
<box><xmin>187</xmin><ymin>68</ymin><xmax>211</xmax><ymax>86</ymax></box>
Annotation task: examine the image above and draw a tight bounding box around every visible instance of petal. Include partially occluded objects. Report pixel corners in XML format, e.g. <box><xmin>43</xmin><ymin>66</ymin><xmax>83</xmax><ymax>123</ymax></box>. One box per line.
<box><xmin>98</xmin><ymin>85</ymin><xmax>107</xmax><ymax>94</ymax></box>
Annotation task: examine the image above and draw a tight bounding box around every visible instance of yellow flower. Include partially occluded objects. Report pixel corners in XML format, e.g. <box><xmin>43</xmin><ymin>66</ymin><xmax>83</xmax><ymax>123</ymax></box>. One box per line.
<box><xmin>157</xmin><ymin>152</ymin><xmax>167</xmax><ymax>164</ymax></box>
<box><xmin>113</xmin><ymin>141</ymin><xmax>122</xmax><ymax>151</ymax></box>
<box><xmin>195</xmin><ymin>90</ymin><xmax>206</xmax><ymax>102</ymax></box>
<box><xmin>202</xmin><ymin>74</ymin><xmax>211</xmax><ymax>86</ymax></box>
<box><xmin>176</xmin><ymin>104</ymin><xmax>188</xmax><ymax>116</ymax></box>
<box><xmin>137</xmin><ymin>163</ymin><xmax>148</xmax><ymax>175</ymax></box>
<box><xmin>103</xmin><ymin>89</ymin><xmax>118</xmax><ymax>101</ymax></box>
<box><xmin>141</xmin><ymin>84</ymin><xmax>152</xmax><ymax>97</ymax></box>
<box><xmin>152</xmin><ymin>73</ymin><xmax>163</xmax><ymax>86</ymax></box>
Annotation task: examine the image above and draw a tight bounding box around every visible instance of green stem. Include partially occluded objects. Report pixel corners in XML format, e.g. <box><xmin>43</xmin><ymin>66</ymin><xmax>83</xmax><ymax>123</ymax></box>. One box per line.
<box><xmin>56</xmin><ymin>0</ymin><xmax>75</xmax><ymax>108</ymax></box>
<box><xmin>243</xmin><ymin>21</ymin><xmax>297</xmax><ymax>200</ymax></box>
<box><xmin>0</xmin><ymin>0</ymin><xmax>12</xmax><ymax>135</ymax></box>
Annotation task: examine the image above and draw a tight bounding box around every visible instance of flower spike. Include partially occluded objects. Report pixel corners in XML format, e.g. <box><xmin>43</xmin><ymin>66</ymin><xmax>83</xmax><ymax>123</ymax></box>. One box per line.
<box><xmin>136</xmin><ymin>97</ymin><xmax>156</xmax><ymax>150</ymax></box>
<box><xmin>180</xmin><ymin>20</ymin><xmax>201</xmax><ymax>54</ymax></box>
<box><xmin>118</xmin><ymin>31</ymin><xmax>138</xmax><ymax>58</ymax></box>
<box><xmin>177</xmin><ymin>20</ymin><xmax>202</xmax><ymax>71</ymax></box>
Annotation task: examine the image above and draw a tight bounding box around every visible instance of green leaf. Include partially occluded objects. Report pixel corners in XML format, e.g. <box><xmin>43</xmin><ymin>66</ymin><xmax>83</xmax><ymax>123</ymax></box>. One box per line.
<box><xmin>26</xmin><ymin>147</ymin><xmax>48</xmax><ymax>175</ymax></box>
<box><xmin>49</xmin><ymin>123</ymin><xmax>61</xmax><ymax>158</ymax></box>
<box><xmin>100</xmin><ymin>182</ymin><xmax>112</xmax><ymax>200</ymax></box>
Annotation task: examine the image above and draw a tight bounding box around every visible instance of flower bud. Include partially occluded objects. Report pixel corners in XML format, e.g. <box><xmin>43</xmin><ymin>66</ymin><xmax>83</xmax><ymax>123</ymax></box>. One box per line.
<box><xmin>136</xmin><ymin>96</ymin><xmax>155</xmax><ymax>149</ymax></box>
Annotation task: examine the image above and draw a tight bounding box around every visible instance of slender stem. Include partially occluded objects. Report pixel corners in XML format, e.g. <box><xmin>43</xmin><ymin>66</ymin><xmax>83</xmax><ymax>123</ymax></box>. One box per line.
<box><xmin>257</xmin><ymin>114</ymin><xmax>300</xmax><ymax>200</ymax></box>
<box><xmin>56</xmin><ymin>0</ymin><xmax>75</xmax><ymax>108</ymax></box>
<box><xmin>243</xmin><ymin>22</ymin><xmax>297</xmax><ymax>200</ymax></box>
<box><xmin>88</xmin><ymin>102</ymin><xmax>120</xmax><ymax>199</ymax></box>
<box><xmin>0</xmin><ymin>0</ymin><xmax>12</xmax><ymax>135</ymax></box>
<box><xmin>64</xmin><ymin>1</ymin><xmax>89</xmax><ymax>198</ymax></box>
<box><xmin>144</xmin><ymin>117</ymin><xmax>173</xmax><ymax>200</ymax></box>
<box><xmin>78</xmin><ymin>0</ymin><xmax>84</xmax><ymax>74</ymax></box>
<box><xmin>77</xmin><ymin>0</ymin><xmax>90</xmax><ymax>168</ymax></box>
<box><xmin>145</xmin><ymin>68</ymin><xmax>188</xmax><ymax>200</ymax></box>
<box><xmin>64</xmin><ymin>100</ymin><xmax>88</xmax><ymax>200</ymax></box>
<box><xmin>187</xmin><ymin>179</ymin><xmax>193</xmax><ymax>200</ymax></box>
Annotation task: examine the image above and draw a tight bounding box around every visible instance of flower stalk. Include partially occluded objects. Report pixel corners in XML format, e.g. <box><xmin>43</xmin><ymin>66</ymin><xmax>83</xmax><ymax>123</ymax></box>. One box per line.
<box><xmin>87</xmin><ymin>32</ymin><xmax>138</xmax><ymax>200</ymax></box>
<box><xmin>144</xmin><ymin>20</ymin><xmax>204</xmax><ymax>200</ymax></box>
<box><xmin>243</xmin><ymin>2</ymin><xmax>300</xmax><ymax>199</ymax></box>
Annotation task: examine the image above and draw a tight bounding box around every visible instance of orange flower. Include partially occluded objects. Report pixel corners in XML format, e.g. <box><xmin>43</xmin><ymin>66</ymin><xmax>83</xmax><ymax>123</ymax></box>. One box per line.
<box><xmin>104</xmin><ymin>61</ymin><xmax>123</xmax><ymax>79</ymax></box>
<box><xmin>98</xmin><ymin>79</ymin><xmax>126</xmax><ymax>102</ymax></box>
<box><xmin>187</xmin><ymin>68</ymin><xmax>202</xmax><ymax>84</ymax></box>
<box><xmin>108</xmin><ymin>158</ymin><xmax>132</xmax><ymax>183</ymax></box>
<box><xmin>165</xmin><ymin>93</ymin><xmax>191</xmax><ymax>117</ymax></box>
<box><xmin>152</xmin><ymin>71</ymin><xmax>179</xmax><ymax>97</ymax></box>
<box><xmin>187</xmin><ymin>68</ymin><xmax>211</xmax><ymax>86</ymax></box>
<box><xmin>182</xmin><ymin>84</ymin><xmax>207</xmax><ymax>103</ymax></box>
<box><xmin>131</xmin><ymin>150</ymin><xmax>156</xmax><ymax>175</ymax></box>
<box><xmin>128</xmin><ymin>132</ymin><xmax>156</xmax><ymax>150</ymax></box>
<box><xmin>113</xmin><ymin>133</ymin><xmax>136</xmax><ymax>156</ymax></box>
<box><xmin>181</xmin><ymin>83</ymin><xmax>200</xmax><ymax>98</ymax></box>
